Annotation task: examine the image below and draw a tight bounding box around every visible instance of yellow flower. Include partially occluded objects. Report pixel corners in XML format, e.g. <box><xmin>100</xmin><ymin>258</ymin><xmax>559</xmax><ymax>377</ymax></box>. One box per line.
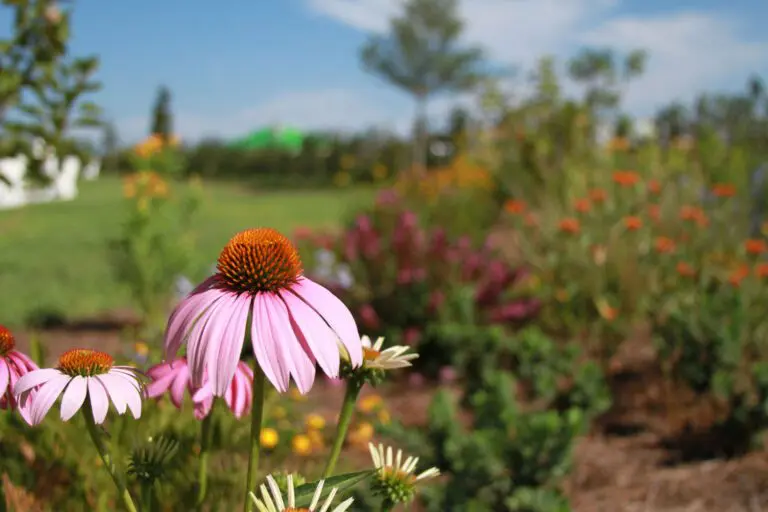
<box><xmin>291</xmin><ymin>434</ymin><xmax>312</xmax><ymax>456</ymax></box>
<box><xmin>377</xmin><ymin>409</ymin><xmax>391</xmax><ymax>425</ymax></box>
<box><xmin>305</xmin><ymin>413</ymin><xmax>326</xmax><ymax>431</ymax></box>
<box><xmin>307</xmin><ymin>429</ymin><xmax>325</xmax><ymax>450</ymax></box>
<box><xmin>289</xmin><ymin>388</ymin><xmax>307</xmax><ymax>402</ymax></box>
<box><xmin>133</xmin><ymin>342</ymin><xmax>149</xmax><ymax>357</ymax></box>
<box><xmin>348</xmin><ymin>422</ymin><xmax>375</xmax><ymax>447</ymax></box>
<box><xmin>271</xmin><ymin>405</ymin><xmax>287</xmax><ymax>420</ymax></box>
<box><xmin>358</xmin><ymin>394</ymin><xmax>383</xmax><ymax>413</ymax></box>
<box><xmin>260</xmin><ymin>428</ymin><xmax>279</xmax><ymax>449</ymax></box>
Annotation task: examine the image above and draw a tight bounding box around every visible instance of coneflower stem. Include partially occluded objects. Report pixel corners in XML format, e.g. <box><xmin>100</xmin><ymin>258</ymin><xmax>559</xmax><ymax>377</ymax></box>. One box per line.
<box><xmin>243</xmin><ymin>365</ymin><xmax>266</xmax><ymax>512</ymax></box>
<box><xmin>82</xmin><ymin>403</ymin><xmax>138</xmax><ymax>512</ymax></box>
<box><xmin>197</xmin><ymin>399</ymin><xmax>216</xmax><ymax>506</ymax></box>
<box><xmin>322</xmin><ymin>379</ymin><xmax>362</xmax><ymax>478</ymax></box>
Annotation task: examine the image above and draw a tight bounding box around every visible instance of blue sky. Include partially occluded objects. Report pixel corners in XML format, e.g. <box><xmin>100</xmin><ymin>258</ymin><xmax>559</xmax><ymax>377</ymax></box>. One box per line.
<box><xmin>5</xmin><ymin>0</ymin><xmax>768</xmax><ymax>143</ymax></box>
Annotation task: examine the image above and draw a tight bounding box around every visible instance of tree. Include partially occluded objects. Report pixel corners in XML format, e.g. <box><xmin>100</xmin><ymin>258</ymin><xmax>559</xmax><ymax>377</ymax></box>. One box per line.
<box><xmin>3</xmin><ymin>1</ymin><xmax>102</xmax><ymax>181</ymax></box>
<box><xmin>568</xmin><ymin>48</ymin><xmax>646</xmax><ymax>120</ymax></box>
<box><xmin>0</xmin><ymin>0</ymin><xmax>69</xmax><ymax>149</ymax></box>
<box><xmin>150</xmin><ymin>85</ymin><xmax>173</xmax><ymax>142</ymax></box>
<box><xmin>360</xmin><ymin>0</ymin><xmax>487</xmax><ymax>174</ymax></box>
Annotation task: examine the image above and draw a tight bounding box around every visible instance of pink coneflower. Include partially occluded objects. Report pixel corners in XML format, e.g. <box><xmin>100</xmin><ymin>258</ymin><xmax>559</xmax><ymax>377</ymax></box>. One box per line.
<box><xmin>164</xmin><ymin>228</ymin><xmax>363</xmax><ymax>396</ymax></box>
<box><xmin>147</xmin><ymin>358</ymin><xmax>253</xmax><ymax>419</ymax></box>
<box><xmin>14</xmin><ymin>349</ymin><xmax>142</xmax><ymax>425</ymax></box>
<box><xmin>0</xmin><ymin>326</ymin><xmax>39</xmax><ymax>422</ymax></box>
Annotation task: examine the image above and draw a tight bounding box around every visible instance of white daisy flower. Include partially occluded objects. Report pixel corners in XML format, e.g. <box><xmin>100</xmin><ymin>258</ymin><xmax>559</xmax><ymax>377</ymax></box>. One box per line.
<box><xmin>361</xmin><ymin>336</ymin><xmax>418</xmax><ymax>371</ymax></box>
<box><xmin>249</xmin><ymin>474</ymin><xmax>354</xmax><ymax>512</ymax></box>
<box><xmin>368</xmin><ymin>443</ymin><xmax>440</xmax><ymax>484</ymax></box>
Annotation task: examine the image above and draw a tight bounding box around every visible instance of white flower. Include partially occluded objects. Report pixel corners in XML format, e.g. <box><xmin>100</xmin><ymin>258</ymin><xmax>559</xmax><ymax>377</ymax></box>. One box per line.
<box><xmin>249</xmin><ymin>474</ymin><xmax>354</xmax><ymax>512</ymax></box>
<box><xmin>368</xmin><ymin>443</ymin><xmax>440</xmax><ymax>484</ymax></box>
<box><xmin>361</xmin><ymin>335</ymin><xmax>418</xmax><ymax>371</ymax></box>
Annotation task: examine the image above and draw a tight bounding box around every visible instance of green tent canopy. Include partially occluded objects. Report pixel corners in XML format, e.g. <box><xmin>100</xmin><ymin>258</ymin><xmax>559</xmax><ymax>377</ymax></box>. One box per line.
<box><xmin>229</xmin><ymin>126</ymin><xmax>305</xmax><ymax>152</ymax></box>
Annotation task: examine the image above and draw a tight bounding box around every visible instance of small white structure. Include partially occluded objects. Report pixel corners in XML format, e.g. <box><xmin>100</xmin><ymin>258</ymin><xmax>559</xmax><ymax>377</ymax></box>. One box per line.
<box><xmin>0</xmin><ymin>138</ymin><xmax>101</xmax><ymax>210</ymax></box>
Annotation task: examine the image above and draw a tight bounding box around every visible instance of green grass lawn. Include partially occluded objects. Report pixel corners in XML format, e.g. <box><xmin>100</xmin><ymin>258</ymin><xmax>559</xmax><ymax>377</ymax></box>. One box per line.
<box><xmin>0</xmin><ymin>177</ymin><xmax>376</xmax><ymax>328</ymax></box>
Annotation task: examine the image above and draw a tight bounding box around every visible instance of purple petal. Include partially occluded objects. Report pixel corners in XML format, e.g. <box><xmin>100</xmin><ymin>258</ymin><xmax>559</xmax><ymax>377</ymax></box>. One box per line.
<box><xmin>30</xmin><ymin>374</ymin><xmax>70</xmax><ymax>425</ymax></box>
<box><xmin>14</xmin><ymin>368</ymin><xmax>61</xmax><ymax>396</ymax></box>
<box><xmin>145</xmin><ymin>371</ymin><xmax>176</xmax><ymax>399</ymax></box>
<box><xmin>9</xmin><ymin>351</ymin><xmax>37</xmax><ymax>372</ymax></box>
<box><xmin>192</xmin><ymin>382</ymin><xmax>213</xmax><ymax>403</ymax></box>
<box><xmin>103</xmin><ymin>371</ymin><xmax>142</xmax><ymax>419</ymax></box>
<box><xmin>88</xmin><ymin>378</ymin><xmax>110</xmax><ymax>423</ymax></box>
<box><xmin>280</xmin><ymin>291</ymin><xmax>341</xmax><ymax>378</ymax></box>
<box><xmin>208</xmin><ymin>294</ymin><xmax>250</xmax><ymax>396</ymax></box>
<box><xmin>262</xmin><ymin>294</ymin><xmax>315</xmax><ymax>394</ymax></box>
<box><xmin>289</xmin><ymin>277</ymin><xmax>362</xmax><ymax>367</ymax></box>
<box><xmin>251</xmin><ymin>295</ymin><xmax>289</xmax><ymax>392</ymax></box>
<box><xmin>60</xmin><ymin>376</ymin><xmax>88</xmax><ymax>421</ymax></box>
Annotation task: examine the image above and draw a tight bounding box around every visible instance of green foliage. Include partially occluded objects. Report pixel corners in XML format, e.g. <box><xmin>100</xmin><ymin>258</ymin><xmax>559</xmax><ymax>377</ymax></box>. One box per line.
<box><xmin>382</xmin><ymin>326</ymin><xmax>610</xmax><ymax>510</ymax></box>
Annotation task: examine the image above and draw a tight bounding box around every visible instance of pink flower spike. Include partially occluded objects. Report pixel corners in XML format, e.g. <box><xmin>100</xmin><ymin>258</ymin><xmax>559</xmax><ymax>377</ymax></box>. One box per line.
<box><xmin>13</xmin><ymin>348</ymin><xmax>143</xmax><ymax>426</ymax></box>
<box><xmin>0</xmin><ymin>325</ymin><xmax>40</xmax><ymax>423</ymax></box>
<box><xmin>163</xmin><ymin>228</ymin><xmax>362</xmax><ymax>397</ymax></box>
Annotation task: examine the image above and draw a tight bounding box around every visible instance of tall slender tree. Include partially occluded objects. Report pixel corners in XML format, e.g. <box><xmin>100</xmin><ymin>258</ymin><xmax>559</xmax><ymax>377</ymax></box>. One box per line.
<box><xmin>360</xmin><ymin>0</ymin><xmax>487</xmax><ymax>174</ymax></box>
<box><xmin>150</xmin><ymin>85</ymin><xmax>173</xmax><ymax>142</ymax></box>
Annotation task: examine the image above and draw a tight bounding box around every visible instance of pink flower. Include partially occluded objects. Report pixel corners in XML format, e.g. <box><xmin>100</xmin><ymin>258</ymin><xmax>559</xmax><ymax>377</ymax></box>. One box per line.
<box><xmin>193</xmin><ymin>361</ymin><xmax>253</xmax><ymax>419</ymax></box>
<box><xmin>164</xmin><ymin>228</ymin><xmax>362</xmax><ymax>397</ymax></box>
<box><xmin>0</xmin><ymin>326</ymin><xmax>38</xmax><ymax>423</ymax></box>
<box><xmin>14</xmin><ymin>349</ymin><xmax>142</xmax><ymax>425</ymax></box>
<box><xmin>146</xmin><ymin>357</ymin><xmax>209</xmax><ymax>419</ymax></box>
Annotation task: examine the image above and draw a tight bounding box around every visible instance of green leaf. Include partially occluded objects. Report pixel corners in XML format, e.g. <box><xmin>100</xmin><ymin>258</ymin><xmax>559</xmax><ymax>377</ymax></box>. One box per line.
<box><xmin>292</xmin><ymin>470</ymin><xmax>374</xmax><ymax>507</ymax></box>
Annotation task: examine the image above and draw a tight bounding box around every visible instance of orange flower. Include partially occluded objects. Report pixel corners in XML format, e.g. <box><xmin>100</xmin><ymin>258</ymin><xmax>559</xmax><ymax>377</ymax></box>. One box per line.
<box><xmin>648</xmin><ymin>204</ymin><xmax>661</xmax><ymax>222</ymax></box>
<box><xmin>712</xmin><ymin>183</ymin><xmax>736</xmax><ymax>198</ymax></box>
<box><xmin>745</xmin><ymin>239</ymin><xmax>768</xmax><ymax>255</ymax></box>
<box><xmin>654</xmin><ymin>237</ymin><xmax>676</xmax><ymax>254</ymax></box>
<box><xmin>647</xmin><ymin>179</ymin><xmax>661</xmax><ymax>195</ymax></box>
<box><xmin>504</xmin><ymin>199</ymin><xmax>526</xmax><ymax>214</ymax></box>
<box><xmin>612</xmin><ymin>171</ymin><xmax>641</xmax><ymax>187</ymax></box>
<box><xmin>589</xmin><ymin>188</ymin><xmax>608</xmax><ymax>203</ymax></box>
<box><xmin>574</xmin><ymin>198</ymin><xmax>591</xmax><ymax>213</ymax></box>
<box><xmin>559</xmin><ymin>218</ymin><xmax>580</xmax><ymax>234</ymax></box>
<box><xmin>755</xmin><ymin>263</ymin><xmax>768</xmax><ymax>279</ymax></box>
<box><xmin>728</xmin><ymin>264</ymin><xmax>750</xmax><ymax>287</ymax></box>
<box><xmin>623</xmin><ymin>216</ymin><xmax>643</xmax><ymax>231</ymax></box>
<box><xmin>676</xmin><ymin>262</ymin><xmax>695</xmax><ymax>277</ymax></box>
<box><xmin>679</xmin><ymin>206</ymin><xmax>708</xmax><ymax>227</ymax></box>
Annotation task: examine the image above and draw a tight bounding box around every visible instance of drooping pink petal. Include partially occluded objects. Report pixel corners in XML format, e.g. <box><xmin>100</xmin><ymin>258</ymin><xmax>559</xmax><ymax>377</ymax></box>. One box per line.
<box><xmin>88</xmin><ymin>378</ymin><xmax>110</xmax><ymax>423</ymax></box>
<box><xmin>29</xmin><ymin>373</ymin><xmax>70</xmax><ymax>425</ymax></box>
<box><xmin>280</xmin><ymin>291</ymin><xmax>341</xmax><ymax>378</ymax></box>
<box><xmin>289</xmin><ymin>277</ymin><xmax>362</xmax><ymax>367</ymax></box>
<box><xmin>0</xmin><ymin>360</ymin><xmax>9</xmax><ymax>396</ymax></box>
<box><xmin>14</xmin><ymin>368</ymin><xmax>61</xmax><ymax>396</ymax></box>
<box><xmin>145</xmin><ymin>370</ymin><xmax>176</xmax><ymax>399</ymax></box>
<box><xmin>169</xmin><ymin>365</ymin><xmax>189</xmax><ymax>408</ymax></box>
<box><xmin>187</xmin><ymin>294</ymin><xmax>234</xmax><ymax>387</ymax></box>
<box><xmin>60</xmin><ymin>375</ymin><xmax>88</xmax><ymax>421</ymax></box>
<box><xmin>164</xmin><ymin>285</ymin><xmax>223</xmax><ymax>360</ymax></box>
<box><xmin>251</xmin><ymin>295</ymin><xmax>289</xmax><ymax>392</ymax></box>
<box><xmin>208</xmin><ymin>293</ymin><xmax>250</xmax><ymax>396</ymax></box>
<box><xmin>9</xmin><ymin>351</ymin><xmax>37</xmax><ymax>372</ymax></box>
<box><xmin>262</xmin><ymin>294</ymin><xmax>315</xmax><ymax>394</ymax></box>
<box><xmin>192</xmin><ymin>382</ymin><xmax>213</xmax><ymax>403</ymax></box>
<box><xmin>231</xmin><ymin>368</ymin><xmax>247</xmax><ymax>418</ymax></box>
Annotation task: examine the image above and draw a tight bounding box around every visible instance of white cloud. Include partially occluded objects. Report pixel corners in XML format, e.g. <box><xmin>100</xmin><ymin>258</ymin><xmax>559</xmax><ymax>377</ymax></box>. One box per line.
<box><xmin>307</xmin><ymin>0</ymin><xmax>768</xmax><ymax>117</ymax></box>
<box><xmin>578</xmin><ymin>12</ymin><xmax>768</xmax><ymax>112</ymax></box>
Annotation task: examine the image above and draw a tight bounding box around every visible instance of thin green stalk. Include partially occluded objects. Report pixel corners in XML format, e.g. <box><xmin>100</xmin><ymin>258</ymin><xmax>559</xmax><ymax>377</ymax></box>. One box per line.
<box><xmin>82</xmin><ymin>403</ymin><xmax>138</xmax><ymax>512</ymax></box>
<box><xmin>243</xmin><ymin>365</ymin><xmax>266</xmax><ymax>512</ymax></box>
<box><xmin>140</xmin><ymin>483</ymin><xmax>153</xmax><ymax>512</ymax></box>
<box><xmin>322</xmin><ymin>379</ymin><xmax>362</xmax><ymax>478</ymax></box>
<box><xmin>197</xmin><ymin>399</ymin><xmax>216</xmax><ymax>506</ymax></box>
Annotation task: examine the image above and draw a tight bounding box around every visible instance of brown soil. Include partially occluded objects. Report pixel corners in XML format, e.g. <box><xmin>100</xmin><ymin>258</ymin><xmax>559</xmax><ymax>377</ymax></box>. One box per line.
<box><xmin>13</xmin><ymin>313</ymin><xmax>768</xmax><ymax>512</ymax></box>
